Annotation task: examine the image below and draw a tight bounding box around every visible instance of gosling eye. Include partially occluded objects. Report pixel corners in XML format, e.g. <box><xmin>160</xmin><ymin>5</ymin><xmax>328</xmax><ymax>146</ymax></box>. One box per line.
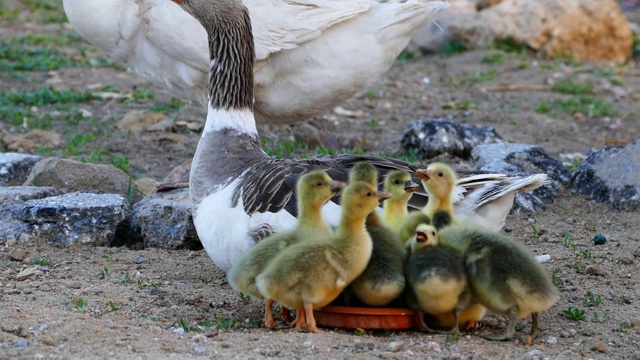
<box><xmin>432</xmin><ymin>231</ymin><xmax>436</xmax><ymax>236</ymax></box>
<box><xmin>438</xmin><ymin>172</ymin><xmax>444</xmax><ymax>177</ymax></box>
<box><xmin>394</xmin><ymin>179</ymin><xmax>400</xmax><ymax>185</ymax></box>
<box><xmin>317</xmin><ymin>182</ymin><xmax>323</xmax><ymax>187</ymax></box>
<box><xmin>366</xmin><ymin>191</ymin><xmax>372</xmax><ymax>197</ymax></box>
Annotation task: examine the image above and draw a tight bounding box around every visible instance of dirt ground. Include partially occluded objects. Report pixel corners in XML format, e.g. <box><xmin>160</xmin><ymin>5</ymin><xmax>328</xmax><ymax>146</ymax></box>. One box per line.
<box><xmin>1</xmin><ymin>1</ymin><xmax>640</xmax><ymax>359</ymax></box>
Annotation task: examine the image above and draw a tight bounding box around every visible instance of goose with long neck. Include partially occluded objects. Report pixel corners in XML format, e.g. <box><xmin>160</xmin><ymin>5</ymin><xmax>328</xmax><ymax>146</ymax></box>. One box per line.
<box><xmin>172</xmin><ymin>0</ymin><xmax>549</xmax><ymax>273</ymax></box>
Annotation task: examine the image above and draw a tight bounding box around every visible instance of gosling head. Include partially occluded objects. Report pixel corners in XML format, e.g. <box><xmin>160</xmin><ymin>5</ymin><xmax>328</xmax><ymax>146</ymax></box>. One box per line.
<box><xmin>297</xmin><ymin>170</ymin><xmax>346</xmax><ymax>207</ymax></box>
<box><xmin>348</xmin><ymin>162</ymin><xmax>379</xmax><ymax>188</ymax></box>
<box><xmin>384</xmin><ymin>170</ymin><xmax>420</xmax><ymax>201</ymax></box>
<box><xmin>416</xmin><ymin>162</ymin><xmax>457</xmax><ymax>201</ymax></box>
<box><xmin>341</xmin><ymin>181</ymin><xmax>390</xmax><ymax>218</ymax></box>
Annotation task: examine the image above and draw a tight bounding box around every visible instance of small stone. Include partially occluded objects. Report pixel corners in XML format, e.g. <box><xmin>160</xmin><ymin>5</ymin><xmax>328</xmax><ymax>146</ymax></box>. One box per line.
<box><xmin>386</xmin><ymin>341</ymin><xmax>405</xmax><ymax>352</ymax></box>
<box><xmin>34</xmin><ymin>353</ymin><xmax>45</xmax><ymax>360</ymax></box>
<box><xmin>426</xmin><ymin>342</ymin><xmax>441</xmax><ymax>351</ymax></box>
<box><xmin>527</xmin><ymin>349</ymin><xmax>543</xmax><ymax>358</ymax></box>
<box><xmin>173</xmin><ymin>327</ymin><xmax>185</xmax><ymax>335</ymax></box>
<box><xmin>559</xmin><ymin>332</ymin><xmax>570</xmax><ymax>338</ymax></box>
<box><xmin>16</xmin><ymin>266</ymin><xmax>42</xmax><ymax>281</ymax></box>
<box><xmin>592</xmin><ymin>340</ymin><xmax>607</xmax><ymax>353</ymax></box>
<box><xmin>9</xmin><ymin>249</ymin><xmax>28</xmax><ymax>262</ymax></box>
<box><xmin>545</xmin><ymin>336</ymin><xmax>558</xmax><ymax>345</ymax></box>
<box><xmin>633</xmin><ymin>351</ymin><xmax>640</xmax><ymax>360</ymax></box>
<box><xmin>19</xmin><ymin>326</ymin><xmax>29</xmax><ymax>338</ymax></box>
<box><xmin>12</xmin><ymin>339</ymin><xmax>28</xmax><ymax>347</ymax></box>
<box><xmin>593</xmin><ymin>234</ymin><xmax>607</xmax><ymax>245</ymax></box>
<box><xmin>619</xmin><ymin>253</ymin><xmax>635</xmax><ymax>265</ymax></box>
<box><xmin>632</xmin><ymin>318</ymin><xmax>640</xmax><ymax>328</ymax></box>
<box><xmin>41</xmin><ymin>336</ymin><xmax>56</xmax><ymax>346</ymax></box>
<box><xmin>38</xmin><ymin>323</ymin><xmax>48</xmax><ymax>331</ymax></box>
<box><xmin>568</xmin><ymin>329</ymin><xmax>577</xmax><ymax>336</ymax></box>
<box><xmin>193</xmin><ymin>346</ymin><xmax>206</xmax><ymax>354</ymax></box>
<box><xmin>584</xmin><ymin>265</ymin><xmax>600</xmax><ymax>276</ymax></box>
<box><xmin>132</xmin><ymin>256</ymin><xmax>143</xmax><ymax>264</ymax></box>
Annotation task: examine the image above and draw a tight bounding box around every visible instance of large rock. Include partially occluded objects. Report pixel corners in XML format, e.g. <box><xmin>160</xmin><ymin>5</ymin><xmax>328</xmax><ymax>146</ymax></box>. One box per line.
<box><xmin>571</xmin><ymin>141</ymin><xmax>640</xmax><ymax>211</ymax></box>
<box><xmin>20</xmin><ymin>192</ymin><xmax>130</xmax><ymax>246</ymax></box>
<box><xmin>472</xmin><ymin>143</ymin><xmax>571</xmax><ymax>212</ymax></box>
<box><xmin>1</xmin><ymin>130</ymin><xmax>61</xmax><ymax>152</ymax></box>
<box><xmin>0</xmin><ymin>153</ymin><xmax>40</xmax><ymax>186</ymax></box>
<box><xmin>0</xmin><ymin>186</ymin><xmax>56</xmax><ymax>205</ymax></box>
<box><xmin>23</xmin><ymin>158</ymin><xmax>142</xmax><ymax>203</ymax></box>
<box><xmin>401</xmin><ymin>118</ymin><xmax>502</xmax><ymax>159</ymax></box>
<box><xmin>0</xmin><ymin>186</ymin><xmax>56</xmax><ymax>244</ymax></box>
<box><xmin>449</xmin><ymin>0</ymin><xmax>633</xmax><ymax>65</ymax></box>
<box><xmin>130</xmin><ymin>189</ymin><xmax>202</xmax><ymax>250</ymax></box>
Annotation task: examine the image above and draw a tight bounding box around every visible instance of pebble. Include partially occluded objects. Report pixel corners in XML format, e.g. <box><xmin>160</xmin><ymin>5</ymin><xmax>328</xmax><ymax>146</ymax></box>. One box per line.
<box><xmin>386</xmin><ymin>341</ymin><xmax>404</xmax><ymax>352</ymax></box>
<box><xmin>633</xmin><ymin>351</ymin><xmax>640</xmax><ymax>360</ymax></box>
<box><xmin>12</xmin><ymin>339</ymin><xmax>28</xmax><ymax>347</ymax></box>
<box><xmin>593</xmin><ymin>234</ymin><xmax>607</xmax><ymax>245</ymax></box>
<box><xmin>592</xmin><ymin>341</ymin><xmax>608</xmax><ymax>353</ymax></box>
<box><xmin>619</xmin><ymin>253</ymin><xmax>635</xmax><ymax>265</ymax></box>
<box><xmin>38</xmin><ymin>323</ymin><xmax>48</xmax><ymax>331</ymax></box>
<box><xmin>632</xmin><ymin>318</ymin><xmax>640</xmax><ymax>327</ymax></box>
<box><xmin>584</xmin><ymin>265</ymin><xmax>600</xmax><ymax>276</ymax></box>
<box><xmin>9</xmin><ymin>249</ymin><xmax>28</xmax><ymax>262</ymax></box>
<box><xmin>173</xmin><ymin>327</ymin><xmax>185</xmax><ymax>335</ymax></box>
<box><xmin>133</xmin><ymin>255</ymin><xmax>143</xmax><ymax>264</ymax></box>
<box><xmin>426</xmin><ymin>341</ymin><xmax>441</xmax><ymax>351</ymax></box>
<box><xmin>569</xmin><ymin>329</ymin><xmax>577</xmax><ymax>336</ymax></box>
<box><xmin>41</xmin><ymin>336</ymin><xmax>56</xmax><ymax>346</ymax></box>
<box><xmin>528</xmin><ymin>349</ymin><xmax>543</xmax><ymax>358</ymax></box>
<box><xmin>546</xmin><ymin>336</ymin><xmax>558</xmax><ymax>345</ymax></box>
<box><xmin>34</xmin><ymin>353</ymin><xmax>44</xmax><ymax>360</ymax></box>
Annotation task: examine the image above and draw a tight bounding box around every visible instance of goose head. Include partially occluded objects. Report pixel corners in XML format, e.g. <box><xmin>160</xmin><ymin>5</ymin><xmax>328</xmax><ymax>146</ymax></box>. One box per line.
<box><xmin>384</xmin><ymin>170</ymin><xmax>420</xmax><ymax>202</ymax></box>
<box><xmin>297</xmin><ymin>171</ymin><xmax>346</xmax><ymax>209</ymax></box>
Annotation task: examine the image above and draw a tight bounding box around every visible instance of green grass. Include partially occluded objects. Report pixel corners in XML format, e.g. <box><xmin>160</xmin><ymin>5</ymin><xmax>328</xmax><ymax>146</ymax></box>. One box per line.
<box><xmin>0</xmin><ymin>88</ymin><xmax>96</xmax><ymax>107</ymax></box>
<box><xmin>583</xmin><ymin>291</ymin><xmax>603</xmax><ymax>307</ymax></box>
<box><xmin>551</xmin><ymin>79</ymin><xmax>594</xmax><ymax>95</ymax></box>
<box><xmin>556</xmin><ymin>96</ymin><xmax>616</xmax><ymax>117</ymax></box>
<box><xmin>63</xmin><ymin>133</ymin><xmax>99</xmax><ymax>156</ymax></box>
<box><xmin>494</xmin><ymin>37</ymin><xmax>530</xmax><ymax>53</ymax></box>
<box><xmin>481</xmin><ymin>52</ymin><xmax>505</xmax><ymax>64</ymax></box>
<box><xmin>31</xmin><ymin>257</ymin><xmax>53</xmax><ymax>266</ymax></box>
<box><xmin>149</xmin><ymin>97</ymin><xmax>184</xmax><ymax>113</ymax></box>
<box><xmin>592</xmin><ymin>310</ymin><xmax>608</xmax><ymax>323</ymax></box>
<box><xmin>443</xmin><ymin>40</ymin><xmax>467</xmax><ymax>56</ymax></box>
<box><xmin>442</xmin><ymin>99</ymin><xmax>476</xmax><ymax>110</ymax></box>
<box><xmin>74</xmin><ymin>297</ymin><xmax>88</xmax><ymax>312</ymax></box>
<box><xmin>112</xmin><ymin>155</ymin><xmax>131</xmax><ymax>173</ymax></box>
<box><xmin>563</xmin><ymin>307</ymin><xmax>586</xmax><ymax>321</ymax></box>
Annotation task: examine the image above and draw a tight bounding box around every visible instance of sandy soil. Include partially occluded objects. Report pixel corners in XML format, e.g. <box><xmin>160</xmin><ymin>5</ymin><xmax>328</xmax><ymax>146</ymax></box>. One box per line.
<box><xmin>1</xmin><ymin>1</ymin><xmax>640</xmax><ymax>359</ymax></box>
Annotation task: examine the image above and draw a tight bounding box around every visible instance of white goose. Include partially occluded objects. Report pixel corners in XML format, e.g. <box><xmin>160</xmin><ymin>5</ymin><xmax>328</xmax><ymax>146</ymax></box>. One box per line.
<box><xmin>172</xmin><ymin>0</ymin><xmax>547</xmax><ymax>273</ymax></box>
<box><xmin>62</xmin><ymin>0</ymin><xmax>449</xmax><ymax>124</ymax></box>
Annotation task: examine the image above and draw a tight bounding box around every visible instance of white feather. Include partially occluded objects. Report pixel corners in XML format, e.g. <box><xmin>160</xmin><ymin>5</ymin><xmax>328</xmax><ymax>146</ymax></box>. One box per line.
<box><xmin>204</xmin><ymin>107</ymin><xmax>257</xmax><ymax>135</ymax></box>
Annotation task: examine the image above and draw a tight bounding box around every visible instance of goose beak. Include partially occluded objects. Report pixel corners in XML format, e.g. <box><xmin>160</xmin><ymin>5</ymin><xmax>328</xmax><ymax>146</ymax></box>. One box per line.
<box><xmin>416</xmin><ymin>169</ymin><xmax>431</xmax><ymax>181</ymax></box>
<box><xmin>330</xmin><ymin>180</ymin><xmax>347</xmax><ymax>193</ymax></box>
<box><xmin>377</xmin><ymin>191</ymin><xmax>391</xmax><ymax>203</ymax></box>
<box><xmin>415</xmin><ymin>229</ymin><xmax>429</xmax><ymax>243</ymax></box>
<box><xmin>404</xmin><ymin>180</ymin><xmax>420</xmax><ymax>193</ymax></box>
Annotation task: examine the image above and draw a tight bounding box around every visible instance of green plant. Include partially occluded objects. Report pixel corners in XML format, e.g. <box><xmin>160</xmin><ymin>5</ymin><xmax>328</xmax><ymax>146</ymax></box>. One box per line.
<box><xmin>535</xmin><ymin>102</ymin><xmax>553</xmax><ymax>115</ymax></box>
<box><xmin>105</xmin><ymin>301</ymin><xmax>118</xmax><ymax>314</ymax></box>
<box><xmin>481</xmin><ymin>52</ymin><xmax>505</xmax><ymax>64</ymax></box>
<box><xmin>531</xmin><ymin>225</ymin><xmax>539</xmax><ymax>238</ymax></box>
<box><xmin>121</xmin><ymin>271</ymin><xmax>132</xmax><ymax>284</ymax></box>
<box><xmin>556</xmin><ymin>96</ymin><xmax>616</xmax><ymax>117</ymax></box>
<box><xmin>238</xmin><ymin>292</ymin><xmax>251</xmax><ymax>302</ymax></box>
<box><xmin>100</xmin><ymin>267</ymin><xmax>111</xmax><ymax>279</ymax></box>
<box><xmin>0</xmin><ymin>88</ymin><xmax>95</xmax><ymax>106</ymax></box>
<box><xmin>551</xmin><ymin>79</ymin><xmax>593</xmax><ymax>95</ymax></box>
<box><xmin>618</xmin><ymin>324</ymin><xmax>629</xmax><ymax>333</ymax></box>
<box><xmin>443</xmin><ymin>40</ymin><xmax>467</xmax><ymax>56</ymax></box>
<box><xmin>199</xmin><ymin>276</ymin><xmax>210</xmax><ymax>284</ymax></box>
<box><xmin>74</xmin><ymin>297</ymin><xmax>88</xmax><ymax>312</ymax></box>
<box><xmin>442</xmin><ymin>99</ymin><xmax>475</xmax><ymax>110</ymax></box>
<box><xmin>149</xmin><ymin>97</ymin><xmax>184</xmax><ymax>113</ymax></box>
<box><xmin>445</xmin><ymin>333</ymin><xmax>461</xmax><ymax>343</ymax></box>
<box><xmin>112</xmin><ymin>155</ymin><xmax>131</xmax><ymax>172</ymax></box>
<box><xmin>563</xmin><ymin>307</ymin><xmax>586</xmax><ymax>321</ymax></box>
<box><xmin>177</xmin><ymin>318</ymin><xmax>202</xmax><ymax>333</ymax></box>
<box><xmin>31</xmin><ymin>258</ymin><xmax>52</xmax><ymax>266</ymax></box>
<box><xmin>592</xmin><ymin>311</ymin><xmax>608</xmax><ymax>323</ymax></box>
<box><xmin>551</xmin><ymin>268</ymin><xmax>562</xmax><ymax>289</ymax></box>
<box><xmin>572</xmin><ymin>260</ymin><xmax>585</xmax><ymax>273</ymax></box>
<box><xmin>562</xmin><ymin>233</ymin><xmax>577</xmax><ymax>252</ymax></box>
<box><xmin>364</xmin><ymin>90</ymin><xmax>376</xmax><ymax>100</ymax></box>
<box><xmin>583</xmin><ymin>291</ymin><xmax>603</xmax><ymax>307</ymax></box>
<box><xmin>213</xmin><ymin>316</ymin><xmax>237</xmax><ymax>330</ymax></box>
<box><xmin>580</xmin><ymin>249</ymin><xmax>592</xmax><ymax>259</ymax></box>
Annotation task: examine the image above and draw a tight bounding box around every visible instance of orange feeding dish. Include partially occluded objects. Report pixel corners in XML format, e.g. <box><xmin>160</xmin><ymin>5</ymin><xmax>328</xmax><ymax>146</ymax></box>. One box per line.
<box><xmin>313</xmin><ymin>306</ymin><xmax>421</xmax><ymax>330</ymax></box>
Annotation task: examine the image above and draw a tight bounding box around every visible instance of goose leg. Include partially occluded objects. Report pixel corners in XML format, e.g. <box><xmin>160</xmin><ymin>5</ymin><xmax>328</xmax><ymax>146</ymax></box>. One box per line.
<box><xmin>529</xmin><ymin>312</ymin><xmax>541</xmax><ymax>340</ymax></box>
<box><xmin>264</xmin><ymin>299</ymin><xmax>275</xmax><ymax>327</ymax></box>
<box><xmin>449</xmin><ymin>308</ymin><xmax>461</xmax><ymax>334</ymax></box>
<box><xmin>484</xmin><ymin>306</ymin><xmax>517</xmax><ymax>341</ymax></box>
<box><xmin>292</xmin><ymin>306</ymin><xmax>306</xmax><ymax>331</ymax></box>
<box><xmin>303</xmin><ymin>301</ymin><xmax>323</xmax><ymax>333</ymax></box>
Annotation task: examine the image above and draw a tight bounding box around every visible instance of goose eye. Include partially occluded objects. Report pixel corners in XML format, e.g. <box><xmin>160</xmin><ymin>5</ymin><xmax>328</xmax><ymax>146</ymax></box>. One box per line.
<box><xmin>438</xmin><ymin>172</ymin><xmax>444</xmax><ymax>177</ymax></box>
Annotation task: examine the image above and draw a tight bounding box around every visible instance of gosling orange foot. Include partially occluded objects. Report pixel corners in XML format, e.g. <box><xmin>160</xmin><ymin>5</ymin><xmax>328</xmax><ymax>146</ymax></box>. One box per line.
<box><xmin>302</xmin><ymin>301</ymin><xmax>323</xmax><ymax>333</ymax></box>
<box><xmin>293</xmin><ymin>306</ymin><xmax>307</xmax><ymax>331</ymax></box>
<box><xmin>264</xmin><ymin>299</ymin><xmax>276</xmax><ymax>327</ymax></box>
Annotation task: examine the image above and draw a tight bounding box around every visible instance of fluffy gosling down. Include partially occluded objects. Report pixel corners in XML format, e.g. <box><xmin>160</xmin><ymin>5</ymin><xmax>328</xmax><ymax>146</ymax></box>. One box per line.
<box><xmin>256</xmin><ymin>181</ymin><xmax>388</xmax><ymax>333</ymax></box>
<box><xmin>227</xmin><ymin>170</ymin><xmax>345</xmax><ymax>327</ymax></box>
<box><xmin>405</xmin><ymin>224</ymin><xmax>472</xmax><ymax>334</ymax></box>
<box><xmin>347</xmin><ymin>164</ymin><xmax>407</xmax><ymax>306</ymax></box>
<box><xmin>437</xmin><ymin>225</ymin><xmax>559</xmax><ymax>341</ymax></box>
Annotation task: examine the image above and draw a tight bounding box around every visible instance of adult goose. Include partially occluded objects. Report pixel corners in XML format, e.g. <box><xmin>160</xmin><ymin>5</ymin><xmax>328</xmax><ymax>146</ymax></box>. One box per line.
<box><xmin>62</xmin><ymin>0</ymin><xmax>449</xmax><ymax>124</ymax></box>
<box><xmin>171</xmin><ymin>0</ymin><xmax>547</xmax><ymax>273</ymax></box>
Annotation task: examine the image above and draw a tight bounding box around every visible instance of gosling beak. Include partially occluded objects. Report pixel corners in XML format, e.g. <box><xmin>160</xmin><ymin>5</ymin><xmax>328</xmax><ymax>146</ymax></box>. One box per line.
<box><xmin>415</xmin><ymin>229</ymin><xmax>429</xmax><ymax>243</ymax></box>
<box><xmin>416</xmin><ymin>169</ymin><xmax>431</xmax><ymax>181</ymax></box>
<box><xmin>377</xmin><ymin>191</ymin><xmax>391</xmax><ymax>203</ymax></box>
<box><xmin>330</xmin><ymin>180</ymin><xmax>347</xmax><ymax>194</ymax></box>
<box><xmin>404</xmin><ymin>180</ymin><xmax>420</xmax><ymax>193</ymax></box>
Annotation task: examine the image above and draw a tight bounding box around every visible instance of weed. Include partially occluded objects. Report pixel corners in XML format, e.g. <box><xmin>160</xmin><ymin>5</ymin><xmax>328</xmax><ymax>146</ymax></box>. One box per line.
<box><xmin>551</xmin><ymin>268</ymin><xmax>562</xmax><ymax>289</ymax></box>
<box><xmin>535</xmin><ymin>102</ymin><xmax>553</xmax><ymax>115</ymax></box>
<box><xmin>572</xmin><ymin>260</ymin><xmax>585</xmax><ymax>273</ymax></box>
<box><xmin>369</xmin><ymin>118</ymin><xmax>378</xmax><ymax>130</ymax></box>
<box><xmin>592</xmin><ymin>310</ymin><xmax>608</xmax><ymax>323</ymax></box>
<box><xmin>618</xmin><ymin>324</ymin><xmax>629</xmax><ymax>333</ymax></box>
<box><xmin>481</xmin><ymin>52</ymin><xmax>505</xmax><ymax>64</ymax></box>
<box><xmin>199</xmin><ymin>276</ymin><xmax>210</xmax><ymax>284</ymax></box>
<box><xmin>531</xmin><ymin>225</ymin><xmax>539</xmax><ymax>238</ymax></box>
<box><xmin>214</xmin><ymin>316</ymin><xmax>237</xmax><ymax>330</ymax></box>
<box><xmin>238</xmin><ymin>292</ymin><xmax>251</xmax><ymax>303</ymax></box>
<box><xmin>31</xmin><ymin>258</ymin><xmax>52</xmax><ymax>266</ymax></box>
<box><xmin>149</xmin><ymin>97</ymin><xmax>184</xmax><ymax>113</ymax></box>
<box><xmin>63</xmin><ymin>133</ymin><xmax>98</xmax><ymax>156</ymax></box>
<box><xmin>563</xmin><ymin>307</ymin><xmax>586</xmax><ymax>321</ymax></box>
<box><xmin>442</xmin><ymin>99</ymin><xmax>475</xmax><ymax>110</ymax></box>
<box><xmin>563</xmin><ymin>233</ymin><xmax>577</xmax><ymax>252</ymax></box>
<box><xmin>593</xmin><ymin>69</ymin><xmax>623</xmax><ymax>86</ymax></box>
<box><xmin>580</xmin><ymin>250</ymin><xmax>592</xmax><ymax>259</ymax></box>
<box><xmin>354</xmin><ymin>328</ymin><xmax>366</xmax><ymax>336</ymax></box>
<box><xmin>443</xmin><ymin>40</ymin><xmax>467</xmax><ymax>56</ymax></box>
<box><xmin>150</xmin><ymin>283</ymin><xmax>162</xmax><ymax>290</ymax></box>
<box><xmin>121</xmin><ymin>271</ymin><xmax>132</xmax><ymax>284</ymax></box>
<box><xmin>494</xmin><ymin>37</ymin><xmax>529</xmax><ymax>53</ymax></box>
<box><xmin>445</xmin><ymin>333</ymin><xmax>461</xmax><ymax>343</ymax></box>
<box><xmin>112</xmin><ymin>155</ymin><xmax>131</xmax><ymax>172</ymax></box>
<box><xmin>74</xmin><ymin>297</ymin><xmax>88</xmax><ymax>312</ymax></box>
<box><xmin>122</xmin><ymin>89</ymin><xmax>155</xmax><ymax>103</ymax></box>
<box><xmin>100</xmin><ymin>267</ymin><xmax>111</xmax><ymax>279</ymax></box>
<box><xmin>583</xmin><ymin>291</ymin><xmax>603</xmax><ymax>307</ymax></box>
<box><xmin>556</xmin><ymin>96</ymin><xmax>616</xmax><ymax>118</ymax></box>
<box><xmin>105</xmin><ymin>301</ymin><xmax>118</xmax><ymax>314</ymax></box>
<box><xmin>177</xmin><ymin>318</ymin><xmax>202</xmax><ymax>333</ymax></box>
<box><xmin>551</xmin><ymin>79</ymin><xmax>593</xmax><ymax>95</ymax></box>
<box><xmin>82</xmin><ymin>147</ymin><xmax>104</xmax><ymax>164</ymax></box>
<box><xmin>364</xmin><ymin>90</ymin><xmax>376</xmax><ymax>100</ymax></box>
<box><xmin>0</xmin><ymin>88</ymin><xmax>95</xmax><ymax>107</ymax></box>
<box><xmin>465</xmin><ymin>69</ymin><xmax>497</xmax><ymax>85</ymax></box>
<box><xmin>396</xmin><ymin>50</ymin><xmax>415</xmax><ymax>64</ymax></box>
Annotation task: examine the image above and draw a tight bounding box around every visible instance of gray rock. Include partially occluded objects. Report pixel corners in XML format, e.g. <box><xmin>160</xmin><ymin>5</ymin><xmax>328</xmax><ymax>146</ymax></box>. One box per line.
<box><xmin>401</xmin><ymin>119</ymin><xmax>503</xmax><ymax>159</ymax></box>
<box><xmin>130</xmin><ymin>189</ymin><xmax>202</xmax><ymax>250</ymax></box>
<box><xmin>472</xmin><ymin>143</ymin><xmax>571</xmax><ymax>212</ymax></box>
<box><xmin>23</xmin><ymin>157</ymin><xmax>142</xmax><ymax>203</ymax></box>
<box><xmin>20</xmin><ymin>192</ymin><xmax>130</xmax><ymax>246</ymax></box>
<box><xmin>0</xmin><ymin>204</ymin><xmax>34</xmax><ymax>244</ymax></box>
<box><xmin>571</xmin><ymin>141</ymin><xmax>640</xmax><ymax>211</ymax></box>
<box><xmin>0</xmin><ymin>153</ymin><xmax>40</xmax><ymax>186</ymax></box>
<box><xmin>0</xmin><ymin>186</ymin><xmax>56</xmax><ymax>205</ymax></box>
